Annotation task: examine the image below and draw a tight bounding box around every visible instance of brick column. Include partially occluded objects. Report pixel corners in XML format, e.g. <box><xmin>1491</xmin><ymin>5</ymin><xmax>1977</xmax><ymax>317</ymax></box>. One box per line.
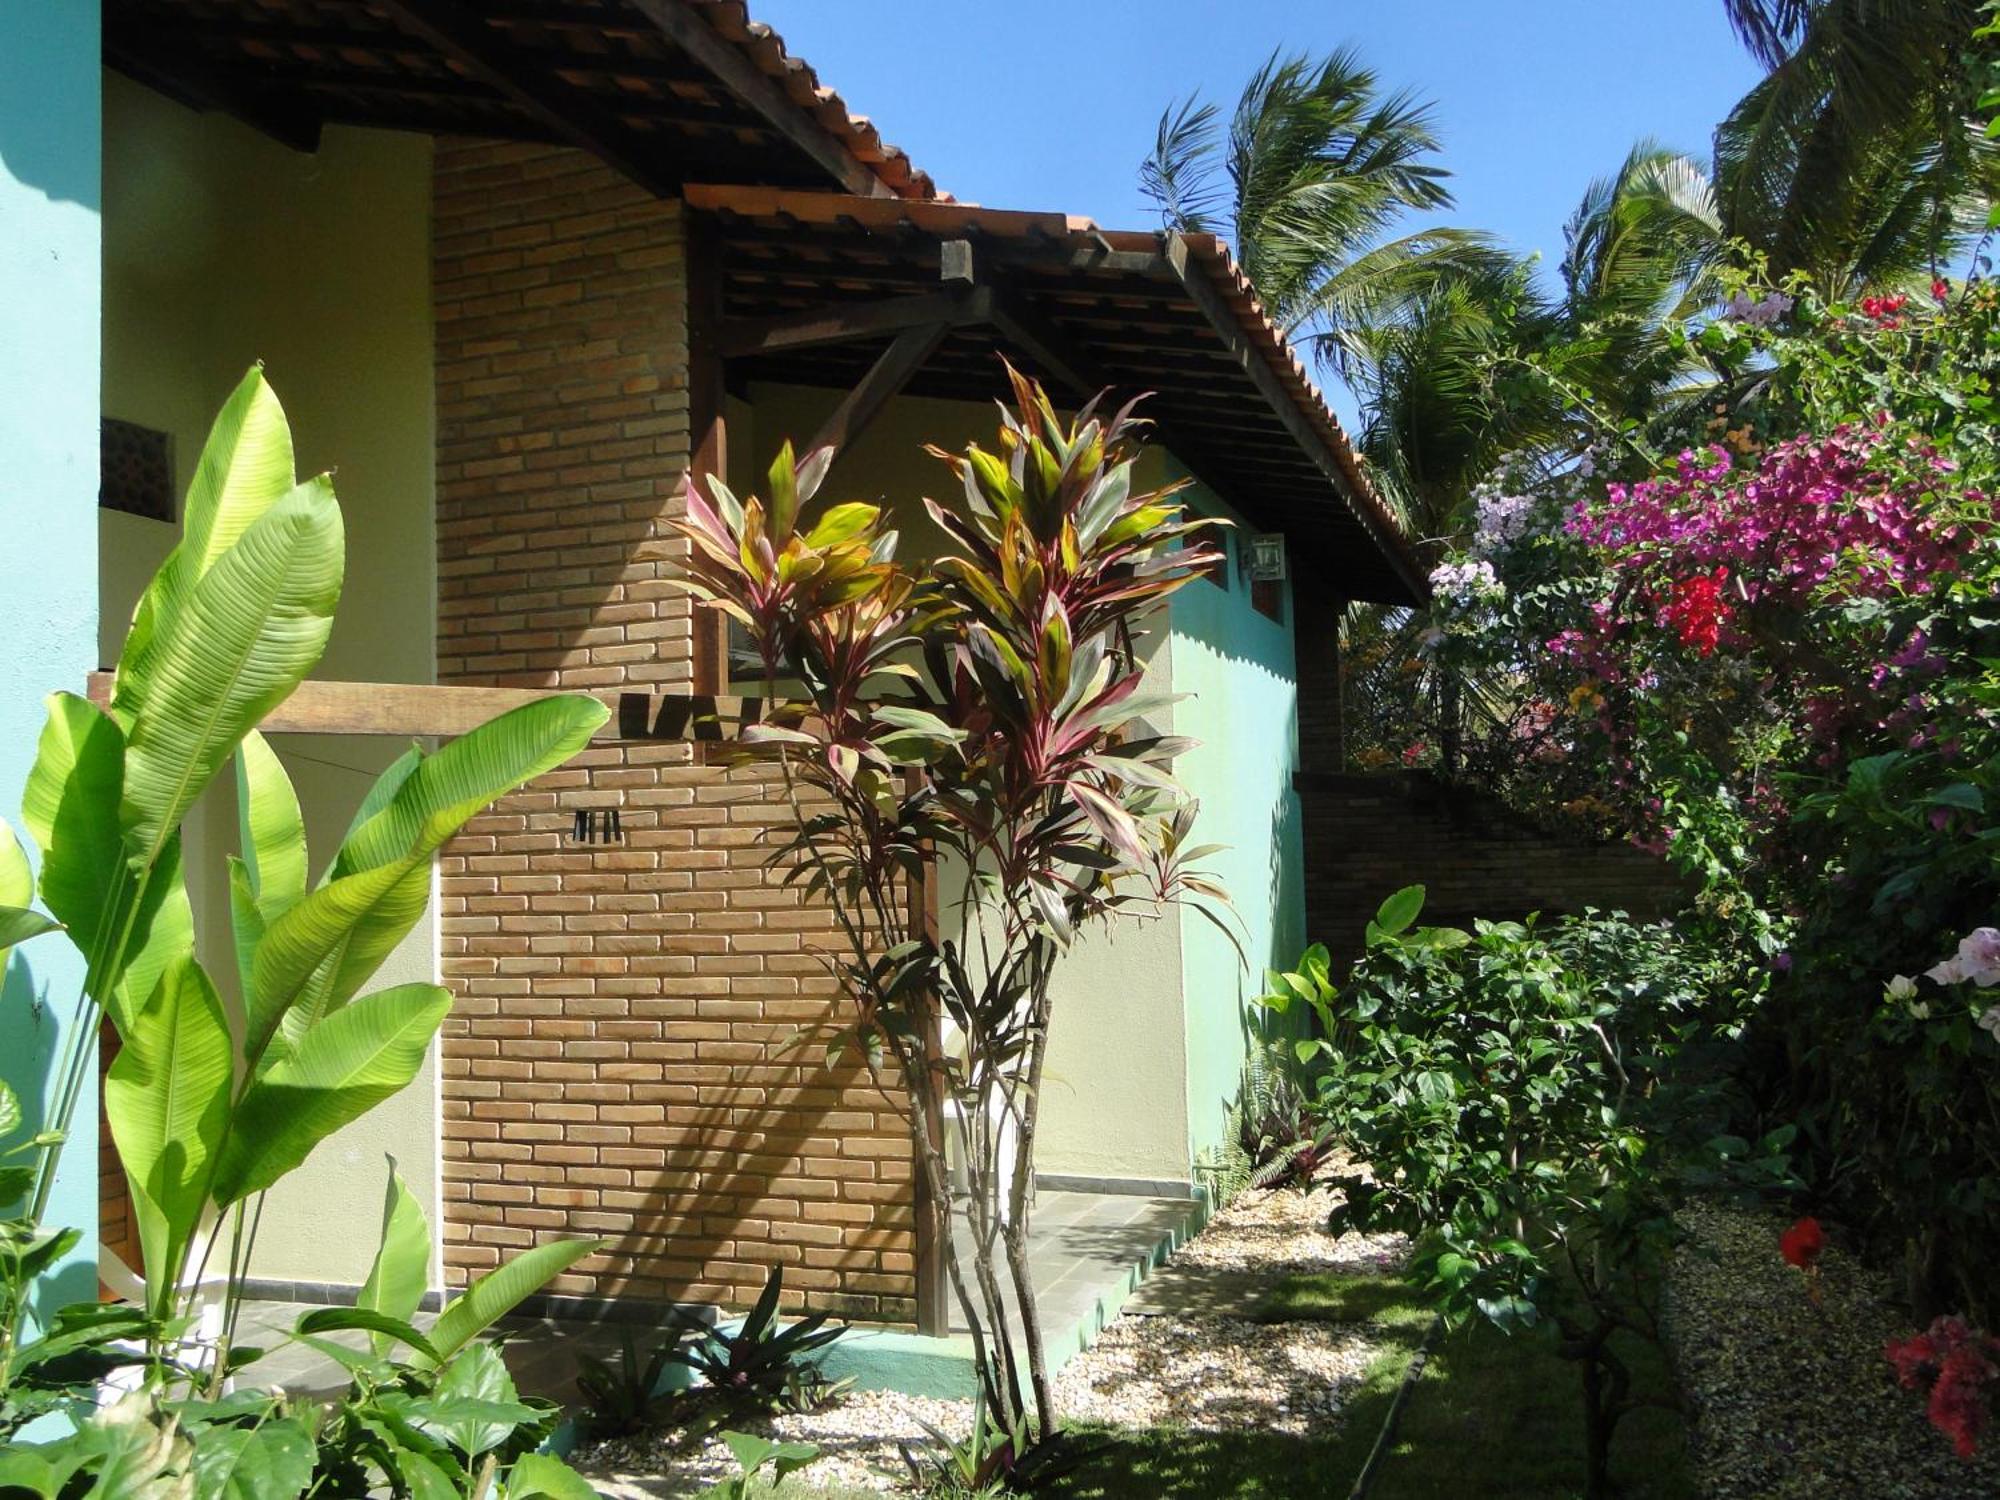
<box><xmin>431</xmin><ymin>139</ymin><xmax>916</xmax><ymax>1322</ymax></box>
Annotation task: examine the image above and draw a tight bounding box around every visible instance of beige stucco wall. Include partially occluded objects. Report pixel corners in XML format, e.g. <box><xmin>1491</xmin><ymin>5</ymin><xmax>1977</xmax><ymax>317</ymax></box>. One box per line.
<box><xmin>730</xmin><ymin>384</ymin><xmax>1196</xmax><ymax>1188</ymax></box>
<box><xmin>101</xmin><ymin>73</ymin><xmax>439</xmax><ymax>1289</ymax></box>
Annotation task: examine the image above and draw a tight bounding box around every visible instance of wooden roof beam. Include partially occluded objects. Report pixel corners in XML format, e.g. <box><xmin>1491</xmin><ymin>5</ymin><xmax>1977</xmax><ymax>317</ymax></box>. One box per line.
<box><xmin>626</xmin><ymin>0</ymin><xmax>895</xmax><ymax>200</ymax></box>
<box><xmin>373</xmin><ymin>0</ymin><xmax>680</xmax><ymax>197</ymax></box>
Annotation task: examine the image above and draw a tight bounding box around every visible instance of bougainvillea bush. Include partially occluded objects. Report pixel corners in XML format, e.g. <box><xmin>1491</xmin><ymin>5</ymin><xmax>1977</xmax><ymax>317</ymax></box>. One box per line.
<box><xmin>1424</xmin><ymin>278</ymin><xmax>2000</xmax><ymax>1335</ymax></box>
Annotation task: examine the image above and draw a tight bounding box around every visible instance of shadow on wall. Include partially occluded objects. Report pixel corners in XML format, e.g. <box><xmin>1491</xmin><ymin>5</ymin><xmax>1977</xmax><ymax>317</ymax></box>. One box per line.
<box><xmin>1300</xmin><ymin>770</ymin><xmax>1694</xmax><ymax>973</ymax></box>
<box><xmin>0</xmin><ymin>954</ymin><xmax>88</xmax><ymax>1316</ymax></box>
<box><xmin>0</xmin><ymin>5</ymin><xmax>100</xmax><ymax>214</ymax></box>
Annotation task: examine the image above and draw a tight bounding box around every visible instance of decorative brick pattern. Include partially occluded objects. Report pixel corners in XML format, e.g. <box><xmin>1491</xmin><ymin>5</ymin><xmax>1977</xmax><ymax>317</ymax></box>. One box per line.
<box><xmin>1300</xmin><ymin>771</ymin><xmax>1690</xmax><ymax>973</ymax></box>
<box><xmin>432</xmin><ymin>139</ymin><xmax>916</xmax><ymax>1322</ymax></box>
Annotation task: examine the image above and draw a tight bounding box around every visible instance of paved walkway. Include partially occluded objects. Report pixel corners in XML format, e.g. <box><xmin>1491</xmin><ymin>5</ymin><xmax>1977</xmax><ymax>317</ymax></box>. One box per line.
<box><xmin>236</xmin><ymin>1188</ymin><xmax>1198</xmax><ymax>1407</ymax></box>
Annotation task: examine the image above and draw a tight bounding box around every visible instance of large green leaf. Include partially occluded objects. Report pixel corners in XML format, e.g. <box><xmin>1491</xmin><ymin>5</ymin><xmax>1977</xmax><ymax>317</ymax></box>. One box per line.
<box><xmin>358</xmin><ymin>1158</ymin><xmax>433</xmax><ymax>1354</ymax></box>
<box><xmin>0</xmin><ymin>908</ymin><xmax>59</xmax><ymax>955</ymax></box>
<box><xmin>0</xmin><ymin>821</ymin><xmax>56</xmax><ymax>959</ymax></box>
<box><xmin>505</xmin><ymin>1453</ymin><xmax>603</xmax><ymax>1500</ymax></box>
<box><xmin>113</xmin><ymin>475</ymin><xmax>344</xmax><ymax>870</ymax></box>
<box><xmin>119</xmin><ymin>368</ymin><xmax>299</xmax><ymax>703</ymax></box>
<box><xmin>210</xmin><ymin>983</ymin><xmax>451</xmax><ymax>1206</ymax></box>
<box><xmin>420</xmin><ymin>1237</ymin><xmax>601</xmax><ymax>1370</ymax></box>
<box><xmin>188</xmin><ymin>1417</ymin><xmax>314</xmax><ymax>1500</ymax></box>
<box><xmin>0</xmin><ymin>818</ymin><xmax>32</xmax><ymax>909</ymax></box>
<box><xmin>248</xmin><ymin>695</ymin><xmax>607</xmax><ymax>1062</ymax></box>
<box><xmin>22</xmin><ymin>694</ymin><xmax>127</xmax><ymax>980</ymax></box>
<box><xmin>418</xmin><ymin>1343</ymin><xmax>535</xmax><ymax>1460</ymax></box>
<box><xmin>234</xmin><ymin>731</ymin><xmax>307</xmax><ymax>919</ymax></box>
<box><xmin>104</xmin><ymin>958</ymin><xmax>234</xmax><ymax>1318</ymax></box>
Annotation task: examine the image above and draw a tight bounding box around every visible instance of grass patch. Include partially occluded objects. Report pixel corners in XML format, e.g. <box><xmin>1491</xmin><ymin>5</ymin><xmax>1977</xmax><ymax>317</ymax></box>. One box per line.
<box><xmin>1253</xmin><ymin>1270</ymin><xmax>1433</xmax><ymax>1327</ymax></box>
<box><xmin>1373</xmin><ymin>1316</ymin><xmax>1692</xmax><ymax>1499</ymax></box>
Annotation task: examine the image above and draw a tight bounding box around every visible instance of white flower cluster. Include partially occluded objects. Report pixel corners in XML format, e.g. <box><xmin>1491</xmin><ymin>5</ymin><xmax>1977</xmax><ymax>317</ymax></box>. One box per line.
<box><xmin>1720</xmin><ymin>290</ymin><xmax>1793</xmax><ymax>328</ymax></box>
<box><xmin>1471</xmin><ymin>491</ymin><xmax>1535</xmax><ymax>555</ymax></box>
<box><xmin>1428</xmin><ymin>558</ymin><xmax>1504</xmax><ymax>606</ymax></box>
<box><xmin>1907</xmin><ymin>927</ymin><xmax>2000</xmax><ymax>1044</ymax></box>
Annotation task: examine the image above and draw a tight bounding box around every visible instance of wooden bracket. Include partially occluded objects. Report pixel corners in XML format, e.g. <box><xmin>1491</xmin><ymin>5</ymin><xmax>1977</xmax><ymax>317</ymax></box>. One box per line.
<box><xmin>719</xmin><ymin>285</ymin><xmax>991</xmax><ymax>360</ymax></box>
<box><xmin>805</xmin><ymin>318</ymin><xmax>956</xmax><ymax>460</ymax></box>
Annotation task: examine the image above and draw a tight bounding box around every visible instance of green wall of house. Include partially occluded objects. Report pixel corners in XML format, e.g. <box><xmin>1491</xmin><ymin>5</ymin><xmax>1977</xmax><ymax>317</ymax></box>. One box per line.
<box><xmin>1166</xmin><ymin>500</ymin><xmax>1305</xmax><ymax>1171</ymax></box>
<box><xmin>0</xmin><ymin>0</ymin><xmax>103</xmax><ymax>1308</ymax></box>
<box><xmin>99</xmin><ymin>74</ymin><xmax>439</xmax><ymax>1291</ymax></box>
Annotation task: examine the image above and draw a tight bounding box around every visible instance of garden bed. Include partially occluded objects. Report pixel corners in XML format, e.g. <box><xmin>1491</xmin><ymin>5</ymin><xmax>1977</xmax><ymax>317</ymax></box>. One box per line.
<box><xmin>1669</xmin><ymin>1199</ymin><xmax>2000</xmax><ymax>1499</ymax></box>
<box><xmin>573</xmin><ymin>1188</ymin><xmax>1414</xmax><ymax>1496</ymax></box>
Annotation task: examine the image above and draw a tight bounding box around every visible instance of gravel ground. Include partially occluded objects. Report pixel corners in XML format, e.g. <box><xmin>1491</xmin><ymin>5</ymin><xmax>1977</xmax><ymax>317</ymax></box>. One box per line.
<box><xmin>576</xmin><ymin>1187</ymin><xmax>1408</xmax><ymax>1495</ymax></box>
<box><xmin>1669</xmin><ymin>1199</ymin><xmax>2000</xmax><ymax>1500</ymax></box>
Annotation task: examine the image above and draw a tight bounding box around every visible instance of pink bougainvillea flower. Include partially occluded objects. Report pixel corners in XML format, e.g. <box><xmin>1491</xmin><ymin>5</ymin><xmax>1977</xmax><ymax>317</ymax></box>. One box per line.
<box><xmin>1779</xmin><ymin>1215</ymin><xmax>1824</xmax><ymax>1269</ymax></box>
<box><xmin>1927</xmin><ymin>928</ymin><xmax>2000</xmax><ymax>988</ymax></box>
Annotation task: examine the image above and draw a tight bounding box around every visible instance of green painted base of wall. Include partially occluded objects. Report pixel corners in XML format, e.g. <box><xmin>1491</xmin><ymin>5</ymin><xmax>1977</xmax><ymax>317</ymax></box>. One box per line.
<box><xmin>823</xmin><ymin>1188</ymin><xmax>1214</xmax><ymax>1401</ymax></box>
<box><xmin>548</xmin><ymin>1189</ymin><xmax>1215</xmax><ymax>1458</ymax></box>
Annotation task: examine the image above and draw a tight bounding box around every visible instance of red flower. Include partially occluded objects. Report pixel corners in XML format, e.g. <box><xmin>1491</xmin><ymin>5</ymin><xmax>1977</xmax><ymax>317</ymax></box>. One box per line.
<box><xmin>1932</xmin><ymin>278</ymin><xmax>1951</xmax><ymax>305</ymax></box>
<box><xmin>1660</xmin><ymin>567</ymin><xmax>1733</xmax><ymax>655</ymax></box>
<box><xmin>1887</xmin><ymin>1317</ymin><xmax>2000</xmax><ymax>1460</ymax></box>
<box><xmin>1779</xmin><ymin>1215</ymin><xmax>1824</xmax><ymax>1268</ymax></box>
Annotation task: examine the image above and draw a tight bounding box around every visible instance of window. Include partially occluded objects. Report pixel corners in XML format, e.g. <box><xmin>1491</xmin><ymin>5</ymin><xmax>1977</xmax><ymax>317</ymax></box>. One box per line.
<box><xmin>100</xmin><ymin>418</ymin><xmax>174</xmax><ymax>522</ymax></box>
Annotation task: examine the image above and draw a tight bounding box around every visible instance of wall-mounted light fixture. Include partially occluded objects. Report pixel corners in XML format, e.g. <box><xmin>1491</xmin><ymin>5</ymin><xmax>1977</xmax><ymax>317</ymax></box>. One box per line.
<box><xmin>1244</xmin><ymin>533</ymin><xmax>1288</xmax><ymax>583</ymax></box>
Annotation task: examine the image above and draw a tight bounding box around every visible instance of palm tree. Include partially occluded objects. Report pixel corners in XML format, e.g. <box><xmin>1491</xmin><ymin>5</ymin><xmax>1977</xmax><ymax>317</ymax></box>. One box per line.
<box><xmin>1716</xmin><ymin>0</ymin><xmax>1996</xmax><ymax>293</ymax></box>
<box><xmin>1140</xmin><ymin>48</ymin><xmax>1501</xmax><ymax>368</ymax></box>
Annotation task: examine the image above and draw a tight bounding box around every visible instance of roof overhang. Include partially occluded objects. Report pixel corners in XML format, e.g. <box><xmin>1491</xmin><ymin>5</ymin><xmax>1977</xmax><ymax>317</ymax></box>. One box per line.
<box><xmin>104</xmin><ymin>0</ymin><xmax>935</xmax><ymax>200</ymax></box>
<box><xmin>685</xmin><ymin>185</ymin><xmax>1427</xmax><ymax>607</ymax></box>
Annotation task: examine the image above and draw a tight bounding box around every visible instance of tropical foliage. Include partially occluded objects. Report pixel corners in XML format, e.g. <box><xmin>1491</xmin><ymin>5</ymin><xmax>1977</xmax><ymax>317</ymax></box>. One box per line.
<box><xmin>0</xmin><ymin>370</ymin><xmax>607</xmax><ymax>1497</ymax></box>
<box><xmin>1264</xmin><ymin>890</ymin><xmax>1779</xmax><ymax>1497</ymax></box>
<box><xmin>667</xmin><ymin>365</ymin><xmax>1228</xmax><ymax>1447</ymax></box>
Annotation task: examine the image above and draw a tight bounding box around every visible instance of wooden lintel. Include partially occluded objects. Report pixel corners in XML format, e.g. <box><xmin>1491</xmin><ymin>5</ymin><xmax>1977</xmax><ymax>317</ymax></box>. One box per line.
<box><xmin>627</xmin><ymin>0</ymin><xmax>896</xmax><ymax>201</ymax></box>
<box><xmin>720</xmin><ymin>286</ymin><xmax>989</xmax><ymax>360</ymax></box>
<box><xmin>83</xmin><ymin>673</ymin><xmax>780</xmax><ymax>744</ymax></box>
<box><xmin>807</xmin><ymin>318</ymin><xmax>955</xmax><ymax>459</ymax></box>
<box><xmin>373</xmin><ymin>0</ymin><xmax>680</xmax><ymax>199</ymax></box>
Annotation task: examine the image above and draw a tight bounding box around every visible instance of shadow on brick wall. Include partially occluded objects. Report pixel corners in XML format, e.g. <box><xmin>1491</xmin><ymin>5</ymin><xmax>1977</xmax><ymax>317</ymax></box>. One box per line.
<box><xmin>1297</xmin><ymin>770</ymin><xmax>1693</xmax><ymax>975</ymax></box>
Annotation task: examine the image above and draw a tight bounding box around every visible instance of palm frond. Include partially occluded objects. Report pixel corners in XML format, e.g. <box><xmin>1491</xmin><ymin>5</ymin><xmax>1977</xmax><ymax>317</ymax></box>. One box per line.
<box><xmin>1141</xmin><ymin>95</ymin><xmax>1224</xmax><ymax>233</ymax></box>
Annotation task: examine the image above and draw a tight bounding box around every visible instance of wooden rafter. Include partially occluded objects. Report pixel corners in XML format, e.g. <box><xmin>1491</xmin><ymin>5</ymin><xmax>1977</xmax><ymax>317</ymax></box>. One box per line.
<box><xmin>373</xmin><ymin>0</ymin><xmax>680</xmax><ymax>198</ymax></box>
<box><xmin>104</xmin><ymin>12</ymin><xmax>324</xmax><ymax>154</ymax></box>
<box><xmin>626</xmin><ymin>0</ymin><xmax>896</xmax><ymax>200</ymax></box>
<box><xmin>1161</xmin><ymin>235</ymin><xmax>1428</xmax><ymax>601</ymax></box>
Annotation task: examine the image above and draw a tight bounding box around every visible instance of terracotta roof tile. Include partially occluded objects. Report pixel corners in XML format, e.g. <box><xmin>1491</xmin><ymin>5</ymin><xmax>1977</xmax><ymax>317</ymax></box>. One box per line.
<box><xmin>692</xmin><ymin>0</ymin><xmax>940</xmax><ymax>200</ymax></box>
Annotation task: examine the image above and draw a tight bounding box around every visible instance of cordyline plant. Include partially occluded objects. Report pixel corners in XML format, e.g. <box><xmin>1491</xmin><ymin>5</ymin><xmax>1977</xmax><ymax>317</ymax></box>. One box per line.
<box><xmin>671</xmin><ymin>366</ymin><xmax>1229</xmax><ymax>1442</ymax></box>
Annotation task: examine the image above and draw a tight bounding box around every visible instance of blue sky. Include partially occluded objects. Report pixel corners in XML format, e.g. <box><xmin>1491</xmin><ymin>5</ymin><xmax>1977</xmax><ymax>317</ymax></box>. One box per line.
<box><xmin>754</xmin><ymin>1</ymin><xmax>1763</xmax><ymax>285</ymax></box>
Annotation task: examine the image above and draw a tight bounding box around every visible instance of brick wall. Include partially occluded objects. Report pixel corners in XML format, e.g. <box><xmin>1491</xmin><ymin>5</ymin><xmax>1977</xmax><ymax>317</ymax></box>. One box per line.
<box><xmin>1300</xmin><ymin>771</ymin><xmax>1689</xmax><ymax>971</ymax></box>
<box><xmin>431</xmin><ymin>139</ymin><xmax>916</xmax><ymax>1322</ymax></box>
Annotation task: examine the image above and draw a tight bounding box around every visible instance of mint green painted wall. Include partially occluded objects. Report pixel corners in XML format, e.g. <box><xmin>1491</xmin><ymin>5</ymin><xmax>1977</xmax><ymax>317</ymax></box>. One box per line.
<box><xmin>1167</xmin><ymin>491</ymin><xmax>1305</xmax><ymax>1167</ymax></box>
<box><xmin>0</xmin><ymin>0</ymin><xmax>102</xmax><ymax>1307</ymax></box>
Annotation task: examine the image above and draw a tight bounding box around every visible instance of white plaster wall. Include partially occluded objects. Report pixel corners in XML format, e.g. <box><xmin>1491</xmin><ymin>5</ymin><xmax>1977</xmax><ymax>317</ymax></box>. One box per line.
<box><xmin>100</xmin><ymin>74</ymin><xmax>440</xmax><ymax>1289</ymax></box>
